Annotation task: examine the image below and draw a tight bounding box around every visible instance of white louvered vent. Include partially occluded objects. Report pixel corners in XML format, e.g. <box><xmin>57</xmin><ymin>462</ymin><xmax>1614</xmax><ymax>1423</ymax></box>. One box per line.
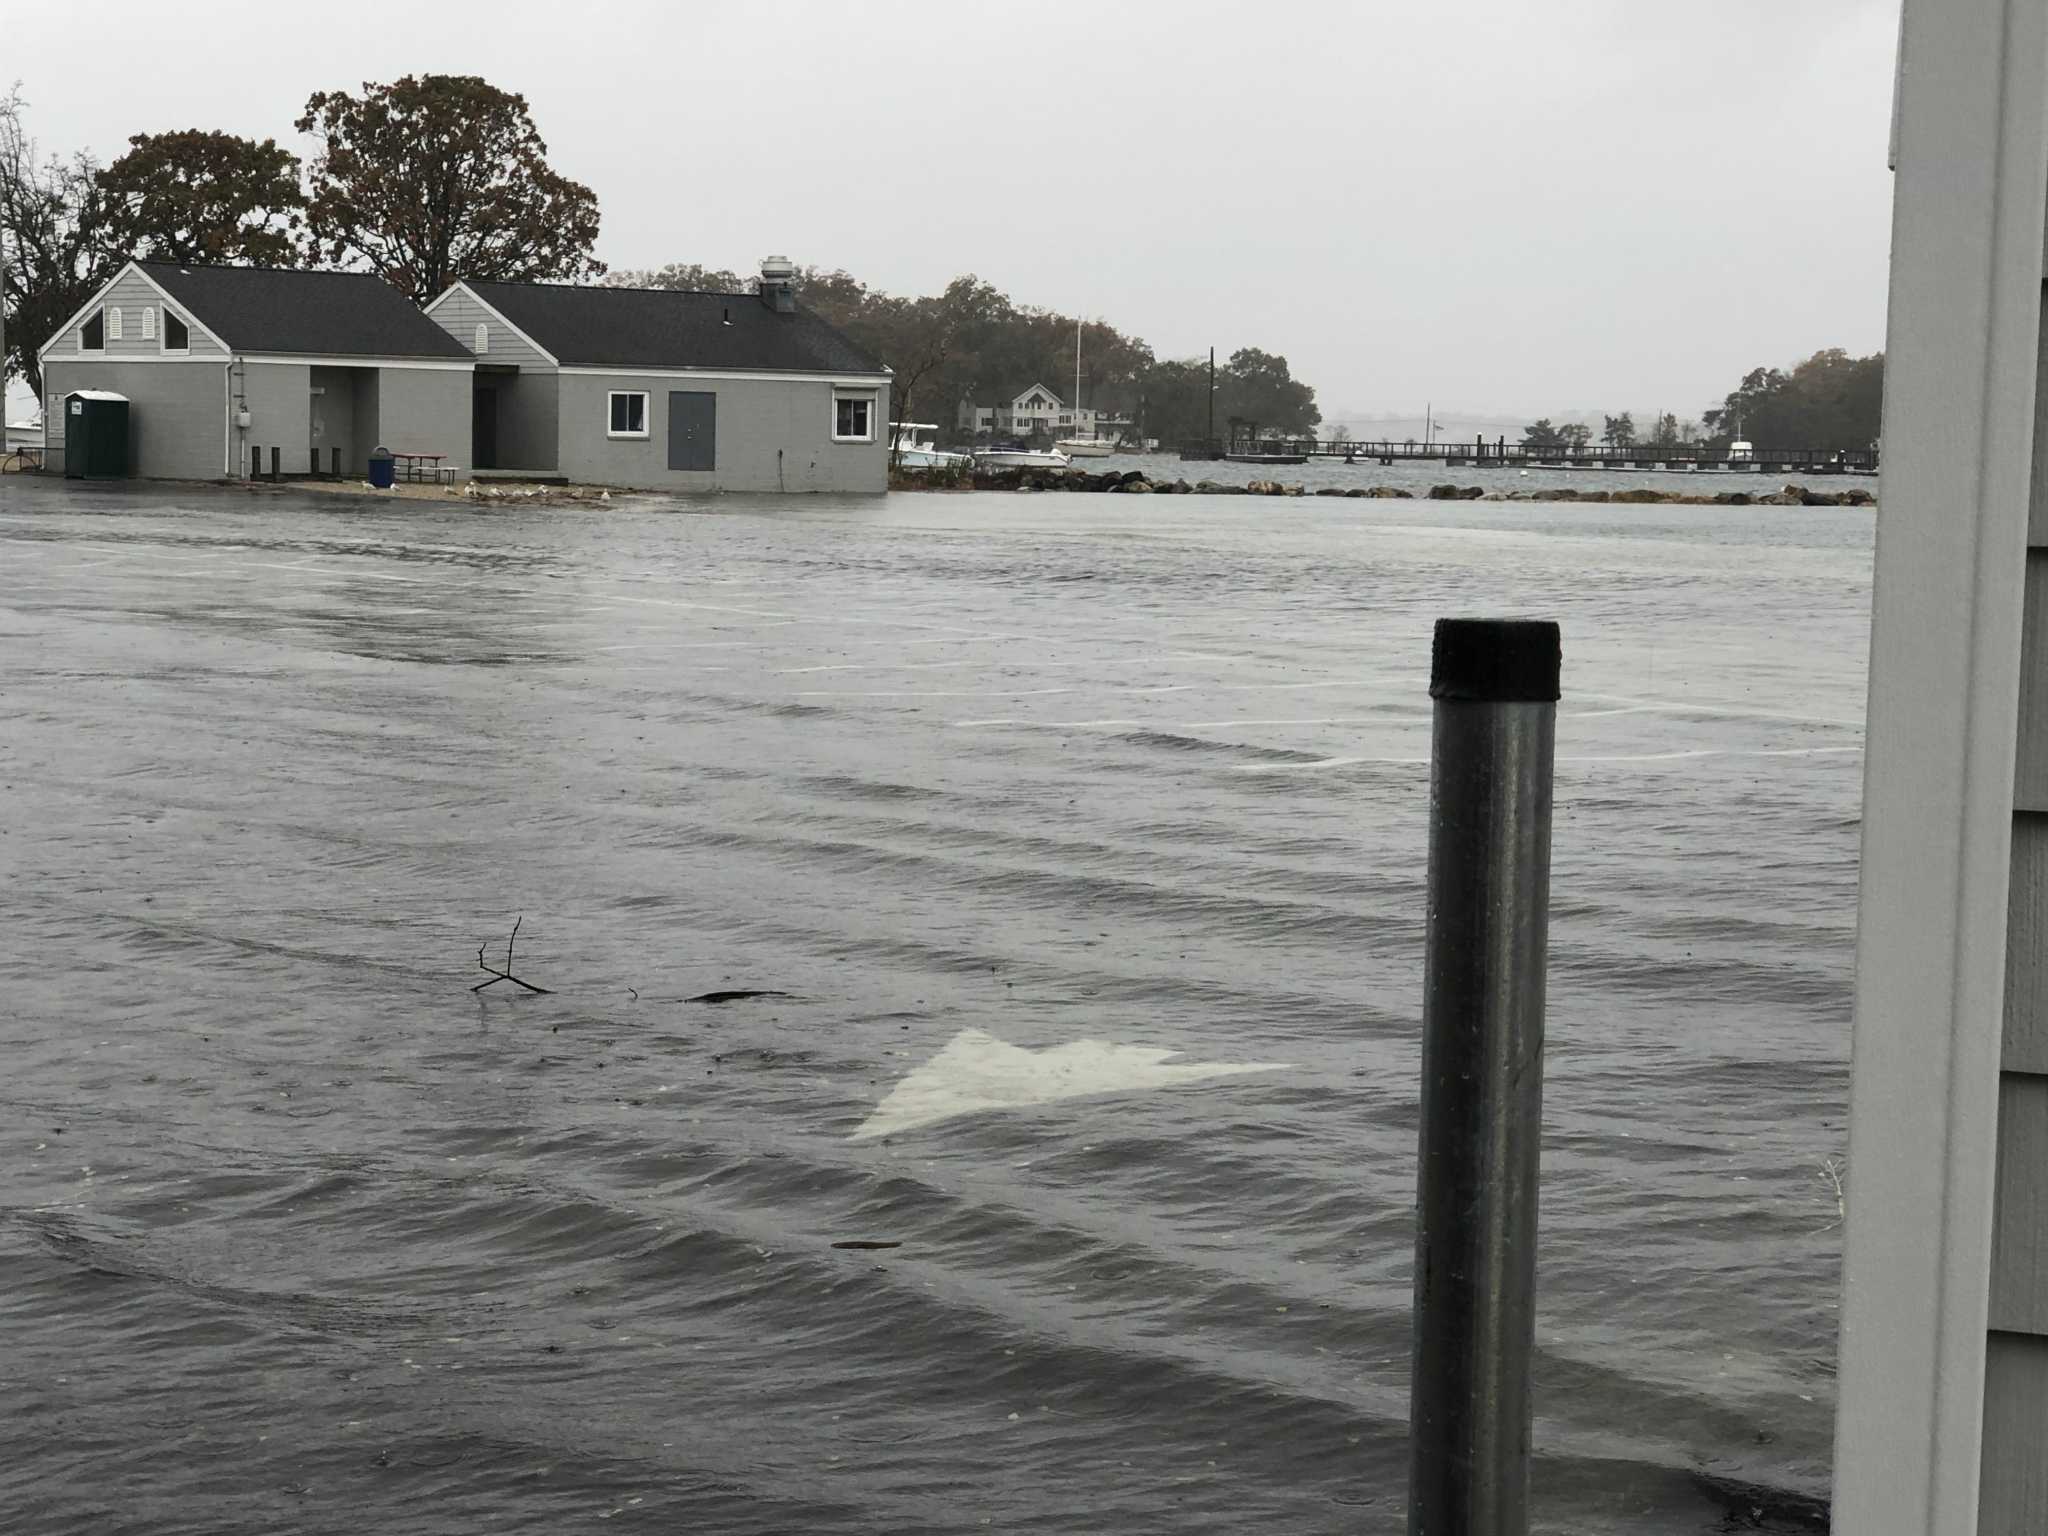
<box><xmin>142</xmin><ymin>307</ymin><xmax>156</xmax><ymax>341</ymax></box>
<box><xmin>108</xmin><ymin>307</ymin><xmax>124</xmax><ymax>341</ymax></box>
<box><xmin>474</xmin><ymin>323</ymin><xmax>489</xmax><ymax>355</ymax></box>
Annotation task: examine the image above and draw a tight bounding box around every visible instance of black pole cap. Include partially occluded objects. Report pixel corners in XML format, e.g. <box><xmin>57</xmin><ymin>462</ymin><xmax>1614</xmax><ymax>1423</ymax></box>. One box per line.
<box><xmin>1430</xmin><ymin>618</ymin><xmax>1562</xmax><ymax>702</ymax></box>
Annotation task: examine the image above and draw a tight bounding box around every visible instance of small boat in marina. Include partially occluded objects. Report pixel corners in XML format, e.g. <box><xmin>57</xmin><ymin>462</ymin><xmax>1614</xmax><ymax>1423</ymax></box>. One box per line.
<box><xmin>973</xmin><ymin>446</ymin><xmax>1071</xmax><ymax>469</ymax></box>
<box><xmin>1054</xmin><ymin>317</ymin><xmax>1116</xmax><ymax>460</ymax></box>
<box><xmin>1055</xmin><ymin>437</ymin><xmax>1115</xmax><ymax>458</ymax></box>
<box><xmin>888</xmin><ymin>423</ymin><xmax>971</xmax><ymax>470</ymax></box>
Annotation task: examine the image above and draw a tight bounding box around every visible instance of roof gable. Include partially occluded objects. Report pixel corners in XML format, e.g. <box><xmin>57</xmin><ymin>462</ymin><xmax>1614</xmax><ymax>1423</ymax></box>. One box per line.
<box><xmin>459</xmin><ymin>281</ymin><xmax>888</xmax><ymax>375</ymax></box>
<box><xmin>1013</xmin><ymin>384</ymin><xmax>1063</xmax><ymax>407</ymax></box>
<box><xmin>134</xmin><ymin>262</ymin><xmax>474</xmax><ymax>359</ymax></box>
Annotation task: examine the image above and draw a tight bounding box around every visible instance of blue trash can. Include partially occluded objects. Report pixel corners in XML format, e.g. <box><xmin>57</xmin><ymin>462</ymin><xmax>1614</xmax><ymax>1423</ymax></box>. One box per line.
<box><xmin>367</xmin><ymin>446</ymin><xmax>395</xmax><ymax>489</ymax></box>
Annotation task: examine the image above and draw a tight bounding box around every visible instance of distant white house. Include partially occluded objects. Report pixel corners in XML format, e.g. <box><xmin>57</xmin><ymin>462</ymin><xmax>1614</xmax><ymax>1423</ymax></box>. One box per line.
<box><xmin>958</xmin><ymin>383</ymin><xmax>1129</xmax><ymax>442</ymax></box>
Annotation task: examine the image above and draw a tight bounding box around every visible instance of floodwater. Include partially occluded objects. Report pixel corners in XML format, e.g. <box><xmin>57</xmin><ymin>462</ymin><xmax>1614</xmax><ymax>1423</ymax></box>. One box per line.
<box><xmin>0</xmin><ymin>478</ymin><xmax>1869</xmax><ymax>1534</ymax></box>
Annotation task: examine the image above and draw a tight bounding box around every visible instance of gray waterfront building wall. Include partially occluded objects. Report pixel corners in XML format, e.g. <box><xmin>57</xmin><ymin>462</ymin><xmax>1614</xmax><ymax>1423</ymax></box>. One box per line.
<box><xmin>372</xmin><ymin>366</ymin><xmax>472</xmax><ymax>468</ymax></box>
<box><xmin>42</xmin><ymin>358</ymin><xmax>229</xmax><ymax>480</ymax></box>
<box><xmin>553</xmin><ymin>373</ymin><xmax>888</xmax><ymax>493</ymax></box>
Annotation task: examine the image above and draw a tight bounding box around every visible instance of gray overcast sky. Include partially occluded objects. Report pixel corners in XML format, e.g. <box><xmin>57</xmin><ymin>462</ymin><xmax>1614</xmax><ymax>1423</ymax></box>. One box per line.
<box><xmin>12</xmin><ymin>0</ymin><xmax>1898</xmax><ymax>424</ymax></box>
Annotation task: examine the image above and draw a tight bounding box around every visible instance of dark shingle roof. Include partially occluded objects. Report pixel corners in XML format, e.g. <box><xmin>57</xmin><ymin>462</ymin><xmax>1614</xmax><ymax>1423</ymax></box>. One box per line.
<box><xmin>137</xmin><ymin>262</ymin><xmax>473</xmax><ymax>359</ymax></box>
<box><xmin>459</xmin><ymin>281</ymin><xmax>888</xmax><ymax>375</ymax></box>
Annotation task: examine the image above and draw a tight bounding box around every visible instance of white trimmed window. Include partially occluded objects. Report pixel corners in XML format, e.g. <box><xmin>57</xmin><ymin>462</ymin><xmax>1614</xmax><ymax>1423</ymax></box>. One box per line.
<box><xmin>142</xmin><ymin>306</ymin><xmax>156</xmax><ymax>341</ymax></box>
<box><xmin>108</xmin><ymin>307</ymin><xmax>124</xmax><ymax>342</ymax></box>
<box><xmin>833</xmin><ymin>392</ymin><xmax>875</xmax><ymax>443</ymax></box>
<box><xmin>81</xmin><ymin>310</ymin><xmax>105</xmax><ymax>351</ymax></box>
<box><xmin>474</xmin><ymin>322</ymin><xmax>489</xmax><ymax>355</ymax></box>
<box><xmin>607</xmin><ymin>391</ymin><xmax>649</xmax><ymax>439</ymax></box>
<box><xmin>162</xmin><ymin>311</ymin><xmax>189</xmax><ymax>354</ymax></box>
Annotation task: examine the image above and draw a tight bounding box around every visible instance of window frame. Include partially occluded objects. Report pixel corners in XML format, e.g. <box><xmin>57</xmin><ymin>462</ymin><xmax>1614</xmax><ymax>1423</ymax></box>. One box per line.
<box><xmin>607</xmin><ymin>390</ymin><xmax>650</xmax><ymax>440</ymax></box>
<box><xmin>832</xmin><ymin>391</ymin><xmax>876</xmax><ymax>444</ymax></box>
<box><xmin>107</xmin><ymin>306</ymin><xmax>124</xmax><ymax>342</ymax></box>
<box><xmin>80</xmin><ymin>309</ymin><xmax>105</xmax><ymax>352</ymax></box>
<box><xmin>474</xmin><ymin>322</ymin><xmax>489</xmax><ymax>355</ymax></box>
<box><xmin>160</xmin><ymin>309</ymin><xmax>190</xmax><ymax>356</ymax></box>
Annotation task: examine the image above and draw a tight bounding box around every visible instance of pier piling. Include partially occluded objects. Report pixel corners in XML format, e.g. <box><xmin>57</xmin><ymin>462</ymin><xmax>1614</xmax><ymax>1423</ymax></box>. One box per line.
<box><xmin>1407</xmin><ymin>618</ymin><xmax>1559</xmax><ymax>1536</ymax></box>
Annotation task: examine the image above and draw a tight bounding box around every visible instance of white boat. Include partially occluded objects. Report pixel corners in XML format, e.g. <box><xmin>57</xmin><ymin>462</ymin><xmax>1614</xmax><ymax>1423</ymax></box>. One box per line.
<box><xmin>1054</xmin><ymin>316</ymin><xmax>1118</xmax><ymax>459</ymax></box>
<box><xmin>888</xmin><ymin>423</ymin><xmax>971</xmax><ymax>470</ymax></box>
<box><xmin>973</xmin><ymin>447</ymin><xmax>1071</xmax><ymax>470</ymax></box>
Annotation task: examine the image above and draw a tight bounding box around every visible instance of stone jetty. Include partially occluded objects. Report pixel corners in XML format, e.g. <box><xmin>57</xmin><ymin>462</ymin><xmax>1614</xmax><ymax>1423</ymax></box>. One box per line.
<box><xmin>931</xmin><ymin>466</ymin><xmax>1876</xmax><ymax>506</ymax></box>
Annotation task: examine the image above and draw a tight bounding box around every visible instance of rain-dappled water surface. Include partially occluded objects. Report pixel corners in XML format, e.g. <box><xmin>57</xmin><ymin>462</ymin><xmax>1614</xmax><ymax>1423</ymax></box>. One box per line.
<box><xmin>0</xmin><ymin>479</ymin><xmax>1868</xmax><ymax>1534</ymax></box>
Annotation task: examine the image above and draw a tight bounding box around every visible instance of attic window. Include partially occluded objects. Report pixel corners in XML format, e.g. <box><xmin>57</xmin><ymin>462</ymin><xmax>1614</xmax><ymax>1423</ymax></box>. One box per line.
<box><xmin>142</xmin><ymin>307</ymin><xmax>156</xmax><ymax>341</ymax></box>
<box><xmin>81</xmin><ymin>310</ymin><xmax>104</xmax><ymax>351</ymax></box>
<box><xmin>163</xmin><ymin>311</ymin><xmax>189</xmax><ymax>354</ymax></box>
<box><xmin>108</xmin><ymin>307</ymin><xmax>124</xmax><ymax>342</ymax></box>
<box><xmin>474</xmin><ymin>322</ymin><xmax>489</xmax><ymax>354</ymax></box>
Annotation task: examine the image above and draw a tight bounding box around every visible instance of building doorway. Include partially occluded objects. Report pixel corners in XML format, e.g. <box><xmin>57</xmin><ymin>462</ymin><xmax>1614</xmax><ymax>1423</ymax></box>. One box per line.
<box><xmin>472</xmin><ymin>383</ymin><xmax>498</xmax><ymax>470</ymax></box>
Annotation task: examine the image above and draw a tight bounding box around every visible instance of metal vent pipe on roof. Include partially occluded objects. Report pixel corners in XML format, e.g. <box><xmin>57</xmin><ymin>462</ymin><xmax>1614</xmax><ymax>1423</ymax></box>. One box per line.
<box><xmin>760</xmin><ymin>255</ymin><xmax>797</xmax><ymax>314</ymax></box>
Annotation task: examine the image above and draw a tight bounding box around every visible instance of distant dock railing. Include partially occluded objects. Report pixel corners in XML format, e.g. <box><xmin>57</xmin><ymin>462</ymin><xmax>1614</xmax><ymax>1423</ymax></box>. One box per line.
<box><xmin>1188</xmin><ymin>438</ymin><xmax>1881</xmax><ymax>474</ymax></box>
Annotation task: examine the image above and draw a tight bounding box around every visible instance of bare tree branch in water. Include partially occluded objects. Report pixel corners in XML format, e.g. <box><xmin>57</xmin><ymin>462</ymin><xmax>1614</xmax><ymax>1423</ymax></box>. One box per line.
<box><xmin>472</xmin><ymin>915</ymin><xmax>552</xmax><ymax>994</ymax></box>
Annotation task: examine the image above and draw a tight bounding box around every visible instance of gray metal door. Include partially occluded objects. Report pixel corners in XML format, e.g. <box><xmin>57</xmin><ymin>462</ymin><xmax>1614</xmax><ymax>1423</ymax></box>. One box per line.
<box><xmin>668</xmin><ymin>391</ymin><xmax>715</xmax><ymax>471</ymax></box>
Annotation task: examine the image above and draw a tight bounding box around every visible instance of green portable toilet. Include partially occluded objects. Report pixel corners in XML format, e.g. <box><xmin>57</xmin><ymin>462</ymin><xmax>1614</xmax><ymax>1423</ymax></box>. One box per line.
<box><xmin>64</xmin><ymin>390</ymin><xmax>130</xmax><ymax>479</ymax></box>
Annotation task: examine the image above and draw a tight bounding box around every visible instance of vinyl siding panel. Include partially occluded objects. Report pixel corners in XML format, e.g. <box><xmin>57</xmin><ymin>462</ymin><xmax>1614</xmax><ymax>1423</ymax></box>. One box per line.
<box><xmin>554</xmin><ymin>372</ymin><xmax>887</xmax><ymax>493</ymax></box>
<box><xmin>1980</xmin><ymin>1331</ymin><xmax>2048</xmax><ymax>1534</ymax></box>
<box><xmin>2016</xmin><ymin>553</ymin><xmax>2048</xmax><ymax>809</ymax></box>
<box><xmin>428</xmin><ymin>288</ymin><xmax>553</xmax><ymax>369</ymax></box>
<box><xmin>42</xmin><ymin>357</ymin><xmax>227</xmax><ymax>479</ymax></box>
<box><xmin>64</xmin><ymin>270</ymin><xmax>225</xmax><ymax>361</ymax></box>
<box><xmin>2008</xmin><ymin>813</ymin><xmax>2048</xmax><ymax>1072</ymax></box>
<box><xmin>1990</xmin><ymin>1074</ymin><xmax>2048</xmax><ymax>1335</ymax></box>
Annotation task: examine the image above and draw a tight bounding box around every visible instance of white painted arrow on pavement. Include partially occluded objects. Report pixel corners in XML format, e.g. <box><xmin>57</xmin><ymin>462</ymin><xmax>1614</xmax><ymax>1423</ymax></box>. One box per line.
<box><xmin>850</xmin><ymin>1028</ymin><xmax>1292</xmax><ymax>1141</ymax></box>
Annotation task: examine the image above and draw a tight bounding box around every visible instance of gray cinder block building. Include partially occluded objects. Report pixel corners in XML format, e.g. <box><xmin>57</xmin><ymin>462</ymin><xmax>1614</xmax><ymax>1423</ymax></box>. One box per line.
<box><xmin>423</xmin><ymin>257</ymin><xmax>892</xmax><ymax>493</ymax></box>
<box><xmin>39</xmin><ymin>262</ymin><xmax>474</xmax><ymax>480</ymax></box>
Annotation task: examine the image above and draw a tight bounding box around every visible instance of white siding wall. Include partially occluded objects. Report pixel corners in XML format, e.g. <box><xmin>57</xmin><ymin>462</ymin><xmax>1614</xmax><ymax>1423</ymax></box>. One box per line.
<box><xmin>64</xmin><ymin>270</ymin><xmax>225</xmax><ymax>361</ymax></box>
<box><xmin>426</xmin><ymin>288</ymin><xmax>554</xmax><ymax>370</ymax></box>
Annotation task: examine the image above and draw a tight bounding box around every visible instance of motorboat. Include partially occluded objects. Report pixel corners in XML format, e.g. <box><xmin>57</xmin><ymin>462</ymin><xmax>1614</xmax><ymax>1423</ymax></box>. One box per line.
<box><xmin>973</xmin><ymin>446</ymin><xmax>1071</xmax><ymax>470</ymax></box>
<box><xmin>888</xmin><ymin>423</ymin><xmax>971</xmax><ymax>470</ymax></box>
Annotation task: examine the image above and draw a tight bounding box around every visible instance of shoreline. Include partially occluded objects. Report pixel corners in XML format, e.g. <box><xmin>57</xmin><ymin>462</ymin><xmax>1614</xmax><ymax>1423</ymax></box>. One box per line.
<box><xmin>896</xmin><ymin>466</ymin><xmax>1876</xmax><ymax>506</ymax></box>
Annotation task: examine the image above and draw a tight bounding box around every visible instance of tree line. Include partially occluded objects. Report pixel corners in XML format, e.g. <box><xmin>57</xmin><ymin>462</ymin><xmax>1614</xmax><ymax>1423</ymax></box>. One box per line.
<box><xmin>2</xmin><ymin>76</ymin><xmax>1324</xmax><ymax>446</ymax></box>
<box><xmin>1</xmin><ymin>77</ymin><xmax>601</xmax><ymax>395</ymax></box>
<box><xmin>1518</xmin><ymin>348</ymin><xmax>1884</xmax><ymax>454</ymax></box>
<box><xmin>605</xmin><ymin>262</ymin><xmax>1321</xmax><ymax>446</ymax></box>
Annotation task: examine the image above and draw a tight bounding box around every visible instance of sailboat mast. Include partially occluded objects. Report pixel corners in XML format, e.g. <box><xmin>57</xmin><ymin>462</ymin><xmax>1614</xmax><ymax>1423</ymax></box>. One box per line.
<box><xmin>1208</xmin><ymin>347</ymin><xmax>1216</xmax><ymax>449</ymax></box>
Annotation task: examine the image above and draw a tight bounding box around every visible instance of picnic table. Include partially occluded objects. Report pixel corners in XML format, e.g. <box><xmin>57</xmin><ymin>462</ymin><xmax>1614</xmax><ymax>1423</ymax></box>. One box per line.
<box><xmin>389</xmin><ymin>451</ymin><xmax>449</xmax><ymax>483</ymax></box>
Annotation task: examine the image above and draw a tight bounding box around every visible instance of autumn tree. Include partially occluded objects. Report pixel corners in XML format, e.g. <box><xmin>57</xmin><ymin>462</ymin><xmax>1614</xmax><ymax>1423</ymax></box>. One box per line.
<box><xmin>297</xmin><ymin>75</ymin><xmax>602</xmax><ymax>304</ymax></box>
<box><xmin>94</xmin><ymin>130</ymin><xmax>305</xmax><ymax>267</ymax></box>
<box><xmin>606</xmin><ymin>262</ymin><xmax>748</xmax><ymax>293</ymax></box>
<box><xmin>1215</xmin><ymin>347</ymin><xmax>1320</xmax><ymax>436</ymax></box>
<box><xmin>0</xmin><ymin>86</ymin><xmax>108</xmax><ymax>397</ymax></box>
<box><xmin>1703</xmin><ymin>348</ymin><xmax>1882</xmax><ymax>451</ymax></box>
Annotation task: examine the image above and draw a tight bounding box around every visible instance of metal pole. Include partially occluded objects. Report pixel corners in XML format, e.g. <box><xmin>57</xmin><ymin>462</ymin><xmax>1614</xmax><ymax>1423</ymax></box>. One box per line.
<box><xmin>1407</xmin><ymin>617</ymin><xmax>1559</xmax><ymax>1536</ymax></box>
